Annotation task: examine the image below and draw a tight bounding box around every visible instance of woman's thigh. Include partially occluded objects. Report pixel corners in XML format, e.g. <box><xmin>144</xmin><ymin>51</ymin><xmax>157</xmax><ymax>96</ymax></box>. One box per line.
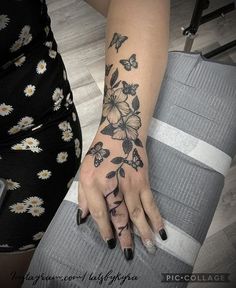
<box><xmin>0</xmin><ymin>104</ymin><xmax>82</xmax><ymax>253</ymax></box>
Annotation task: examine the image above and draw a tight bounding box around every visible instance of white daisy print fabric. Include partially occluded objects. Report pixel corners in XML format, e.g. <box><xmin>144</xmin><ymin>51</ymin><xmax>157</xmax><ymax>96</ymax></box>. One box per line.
<box><xmin>0</xmin><ymin>103</ymin><xmax>13</xmax><ymax>116</ymax></box>
<box><xmin>10</xmin><ymin>25</ymin><xmax>33</xmax><ymax>53</ymax></box>
<box><xmin>37</xmin><ymin>170</ymin><xmax>52</xmax><ymax>180</ymax></box>
<box><xmin>0</xmin><ymin>14</ymin><xmax>10</xmax><ymax>31</ymax></box>
<box><xmin>24</xmin><ymin>84</ymin><xmax>36</xmax><ymax>97</ymax></box>
<box><xmin>36</xmin><ymin>59</ymin><xmax>47</xmax><ymax>74</ymax></box>
<box><xmin>11</xmin><ymin>137</ymin><xmax>43</xmax><ymax>153</ymax></box>
<box><xmin>0</xmin><ymin>0</ymin><xmax>83</xmax><ymax>253</ymax></box>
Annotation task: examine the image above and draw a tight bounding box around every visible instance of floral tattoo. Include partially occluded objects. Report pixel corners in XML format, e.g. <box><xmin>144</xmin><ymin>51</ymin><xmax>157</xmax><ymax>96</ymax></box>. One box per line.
<box><xmin>87</xmin><ymin>32</ymin><xmax>143</xmax><ymax>237</ymax></box>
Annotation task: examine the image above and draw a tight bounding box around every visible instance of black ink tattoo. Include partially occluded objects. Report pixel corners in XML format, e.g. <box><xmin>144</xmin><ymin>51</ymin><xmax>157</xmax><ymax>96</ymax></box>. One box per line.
<box><xmin>105</xmin><ymin>64</ymin><xmax>113</xmax><ymax>76</ymax></box>
<box><xmin>117</xmin><ymin>223</ymin><xmax>129</xmax><ymax>237</ymax></box>
<box><xmin>108</xmin><ymin>32</ymin><xmax>128</xmax><ymax>53</ymax></box>
<box><xmin>122</xmin><ymin>81</ymin><xmax>139</xmax><ymax>96</ymax></box>
<box><xmin>109</xmin><ymin>197</ymin><xmax>124</xmax><ymax>216</ymax></box>
<box><xmin>105</xmin><ymin>186</ymin><xmax>128</xmax><ymax>237</ymax></box>
<box><xmin>97</xmin><ymin>34</ymin><xmax>143</xmax><ymax>237</ymax></box>
<box><xmin>86</xmin><ymin>141</ymin><xmax>110</xmax><ymax>167</ymax></box>
<box><xmin>124</xmin><ymin>148</ymin><xmax>143</xmax><ymax>171</ymax></box>
<box><xmin>119</xmin><ymin>54</ymin><xmax>138</xmax><ymax>71</ymax></box>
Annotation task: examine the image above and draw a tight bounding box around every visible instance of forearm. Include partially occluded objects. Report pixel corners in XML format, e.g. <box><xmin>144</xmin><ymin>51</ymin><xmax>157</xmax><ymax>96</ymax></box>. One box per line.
<box><xmin>98</xmin><ymin>0</ymin><xmax>170</xmax><ymax>146</ymax></box>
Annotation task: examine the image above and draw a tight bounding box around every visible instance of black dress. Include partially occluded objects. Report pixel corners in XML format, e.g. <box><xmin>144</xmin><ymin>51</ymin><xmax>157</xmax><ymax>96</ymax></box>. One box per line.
<box><xmin>0</xmin><ymin>0</ymin><xmax>83</xmax><ymax>252</ymax></box>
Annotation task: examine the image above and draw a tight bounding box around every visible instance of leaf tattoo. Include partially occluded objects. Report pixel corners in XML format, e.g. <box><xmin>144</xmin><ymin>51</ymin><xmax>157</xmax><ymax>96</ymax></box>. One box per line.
<box><xmin>108</xmin><ymin>32</ymin><xmax>128</xmax><ymax>53</ymax></box>
<box><xmin>119</xmin><ymin>54</ymin><xmax>138</xmax><ymax>71</ymax></box>
<box><xmin>86</xmin><ymin>141</ymin><xmax>110</xmax><ymax>167</ymax></box>
<box><xmin>105</xmin><ymin>64</ymin><xmax>113</xmax><ymax>76</ymax></box>
<box><xmin>110</xmin><ymin>68</ymin><xmax>119</xmax><ymax>88</ymax></box>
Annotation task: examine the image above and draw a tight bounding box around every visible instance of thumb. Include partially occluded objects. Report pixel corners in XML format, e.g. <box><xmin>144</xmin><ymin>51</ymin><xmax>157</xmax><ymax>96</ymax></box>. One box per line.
<box><xmin>77</xmin><ymin>181</ymin><xmax>89</xmax><ymax>225</ymax></box>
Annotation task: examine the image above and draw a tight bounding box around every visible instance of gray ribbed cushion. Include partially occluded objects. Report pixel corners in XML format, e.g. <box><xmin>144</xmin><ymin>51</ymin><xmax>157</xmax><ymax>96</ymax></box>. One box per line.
<box><xmin>22</xmin><ymin>51</ymin><xmax>236</xmax><ymax>288</ymax></box>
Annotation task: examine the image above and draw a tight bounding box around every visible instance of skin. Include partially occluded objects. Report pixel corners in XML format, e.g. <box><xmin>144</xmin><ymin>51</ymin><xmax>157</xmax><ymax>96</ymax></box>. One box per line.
<box><xmin>0</xmin><ymin>0</ymin><xmax>170</xmax><ymax>285</ymax></box>
<box><xmin>78</xmin><ymin>0</ymin><xmax>170</xmax><ymax>259</ymax></box>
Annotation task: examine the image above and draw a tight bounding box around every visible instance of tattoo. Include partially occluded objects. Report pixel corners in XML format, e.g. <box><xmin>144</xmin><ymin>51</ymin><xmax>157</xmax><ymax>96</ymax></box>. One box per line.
<box><xmin>86</xmin><ymin>141</ymin><xmax>110</xmax><ymax>167</ymax></box>
<box><xmin>117</xmin><ymin>223</ymin><xmax>129</xmax><ymax>237</ymax></box>
<box><xmin>91</xmin><ymin>34</ymin><xmax>143</xmax><ymax>237</ymax></box>
<box><xmin>108</xmin><ymin>32</ymin><xmax>128</xmax><ymax>53</ymax></box>
<box><xmin>105</xmin><ymin>64</ymin><xmax>113</xmax><ymax>76</ymax></box>
<box><xmin>119</xmin><ymin>54</ymin><xmax>138</xmax><ymax>71</ymax></box>
<box><xmin>109</xmin><ymin>197</ymin><xmax>124</xmax><ymax>216</ymax></box>
<box><xmin>105</xmin><ymin>187</ymin><xmax>129</xmax><ymax>237</ymax></box>
<box><xmin>122</xmin><ymin>81</ymin><xmax>139</xmax><ymax>96</ymax></box>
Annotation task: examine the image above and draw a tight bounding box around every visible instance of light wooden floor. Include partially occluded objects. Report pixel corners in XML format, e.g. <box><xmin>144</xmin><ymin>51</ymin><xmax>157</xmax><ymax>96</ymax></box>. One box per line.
<box><xmin>47</xmin><ymin>0</ymin><xmax>236</xmax><ymax>285</ymax></box>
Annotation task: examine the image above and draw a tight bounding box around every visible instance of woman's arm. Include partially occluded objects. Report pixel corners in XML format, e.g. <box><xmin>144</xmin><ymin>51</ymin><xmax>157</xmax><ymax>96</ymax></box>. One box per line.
<box><xmin>77</xmin><ymin>0</ymin><xmax>170</xmax><ymax>260</ymax></box>
<box><xmin>100</xmin><ymin>0</ymin><xmax>170</xmax><ymax>146</ymax></box>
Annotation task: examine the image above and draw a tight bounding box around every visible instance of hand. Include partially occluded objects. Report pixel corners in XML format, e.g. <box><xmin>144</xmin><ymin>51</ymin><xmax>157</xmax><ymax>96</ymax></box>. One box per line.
<box><xmin>76</xmin><ymin>130</ymin><xmax>167</xmax><ymax>261</ymax></box>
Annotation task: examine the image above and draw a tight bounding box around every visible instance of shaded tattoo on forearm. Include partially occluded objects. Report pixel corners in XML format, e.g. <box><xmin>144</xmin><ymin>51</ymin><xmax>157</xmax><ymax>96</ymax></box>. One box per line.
<box><xmin>104</xmin><ymin>33</ymin><xmax>144</xmax><ymax>236</ymax></box>
<box><xmin>120</xmin><ymin>53</ymin><xmax>138</xmax><ymax>71</ymax></box>
<box><xmin>88</xmin><ymin>33</ymin><xmax>143</xmax><ymax>237</ymax></box>
<box><xmin>108</xmin><ymin>32</ymin><xmax>128</xmax><ymax>53</ymax></box>
<box><xmin>105</xmin><ymin>64</ymin><xmax>113</xmax><ymax>76</ymax></box>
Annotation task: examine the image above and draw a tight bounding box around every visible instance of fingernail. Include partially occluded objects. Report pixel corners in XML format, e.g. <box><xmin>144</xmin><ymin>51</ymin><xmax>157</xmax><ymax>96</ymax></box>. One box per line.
<box><xmin>124</xmin><ymin>248</ymin><xmax>133</xmax><ymax>261</ymax></box>
<box><xmin>76</xmin><ymin>208</ymin><xmax>86</xmax><ymax>225</ymax></box>
<box><xmin>159</xmin><ymin>228</ymin><xmax>167</xmax><ymax>241</ymax></box>
<box><xmin>143</xmin><ymin>239</ymin><xmax>157</xmax><ymax>254</ymax></box>
<box><xmin>106</xmin><ymin>238</ymin><xmax>116</xmax><ymax>249</ymax></box>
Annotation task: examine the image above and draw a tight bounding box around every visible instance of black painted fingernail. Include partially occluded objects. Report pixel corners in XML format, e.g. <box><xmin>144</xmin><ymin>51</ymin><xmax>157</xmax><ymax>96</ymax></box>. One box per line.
<box><xmin>124</xmin><ymin>248</ymin><xmax>133</xmax><ymax>261</ymax></box>
<box><xmin>159</xmin><ymin>228</ymin><xmax>167</xmax><ymax>240</ymax></box>
<box><xmin>76</xmin><ymin>208</ymin><xmax>86</xmax><ymax>225</ymax></box>
<box><xmin>106</xmin><ymin>238</ymin><xmax>116</xmax><ymax>249</ymax></box>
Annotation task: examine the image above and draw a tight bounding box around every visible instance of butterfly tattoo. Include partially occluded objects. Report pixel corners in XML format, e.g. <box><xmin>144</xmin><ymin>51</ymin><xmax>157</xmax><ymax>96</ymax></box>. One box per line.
<box><xmin>124</xmin><ymin>148</ymin><xmax>143</xmax><ymax>171</ymax></box>
<box><xmin>122</xmin><ymin>81</ymin><xmax>139</xmax><ymax>96</ymax></box>
<box><xmin>108</xmin><ymin>32</ymin><xmax>128</xmax><ymax>53</ymax></box>
<box><xmin>119</xmin><ymin>54</ymin><xmax>138</xmax><ymax>71</ymax></box>
<box><xmin>105</xmin><ymin>64</ymin><xmax>113</xmax><ymax>76</ymax></box>
<box><xmin>86</xmin><ymin>141</ymin><xmax>110</xmax><ymax>167</ymax></box>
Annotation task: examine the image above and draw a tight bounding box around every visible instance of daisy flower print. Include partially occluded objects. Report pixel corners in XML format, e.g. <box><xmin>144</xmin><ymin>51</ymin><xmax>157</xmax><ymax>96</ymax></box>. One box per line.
<box><xmin>9</xmin><ymin>196</ymin><xmax>45</xmax><ymax>217</ymax></box>
<box><xmin>0</xmin><ymin>14</ymin><xmax>10</xmax><ymax>31</ymax></box>
<box><xmin>9</xmin><ymin>203</ymin><xmax>28</xmax><ymax>214</ymax></box>
<box><xmin>28</xmin><ymin>206</ymin><xmax>45</xmax><ymax>217</ymax></box>
<box><xmin>24</xmin><ymin>84</ymin><xmax>36</xmax><ymax>97</ymax></box>
<box><xmin>6</xmin><ymin>179</ymin><xmax>21</xmax><ymax>191</ymax></box>
<box><xmin>37</xmin><ymin>169</ymin><xmax>52</xmax><ymax>180</ymax></box>
<box><xmin>0</xmin><ymin>103</ymin><xmax>13</xmax><ymax>116</ymax></box>
<box><xmin>33</xmin><ymin>232</ymin><xmax>45</xmax><ymax>241</ymax></box>
<box><xmin>23</xmin><ymin>196</ymin><xmax>44</xmax><ymax>207</ymax></box>
<box><xmin>56</xmin><ymin>152</ymin><xmax>68</xmax><ymax>163</ymax></box>
<box><xmin>36</xmin><ymin>59</ymin><xmax>47</xmax><ymax>74</ymax></box>
<box><xmin>14</xmin><ymin>55</ymin><xmax>26</xmax><ymax>67</ymax></box>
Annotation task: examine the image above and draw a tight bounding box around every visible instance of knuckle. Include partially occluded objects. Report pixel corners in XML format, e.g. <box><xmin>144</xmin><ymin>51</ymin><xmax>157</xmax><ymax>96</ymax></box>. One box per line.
<box><xmin>130</xmin><ymin>206</ymin><xmax>142</xmax><ymax>220</ymax></box>
<box><xmin>91</xmin><ymin>208</ymin><xmax>106</xmax><ymax>220</ymax></box>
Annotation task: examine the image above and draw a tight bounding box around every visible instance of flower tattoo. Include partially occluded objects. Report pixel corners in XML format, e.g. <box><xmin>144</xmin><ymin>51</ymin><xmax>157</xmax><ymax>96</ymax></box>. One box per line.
<box><xmin>87</xmin><ymin>32</ymin><xmax>144</xmax><ymax>237</ymax></box>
